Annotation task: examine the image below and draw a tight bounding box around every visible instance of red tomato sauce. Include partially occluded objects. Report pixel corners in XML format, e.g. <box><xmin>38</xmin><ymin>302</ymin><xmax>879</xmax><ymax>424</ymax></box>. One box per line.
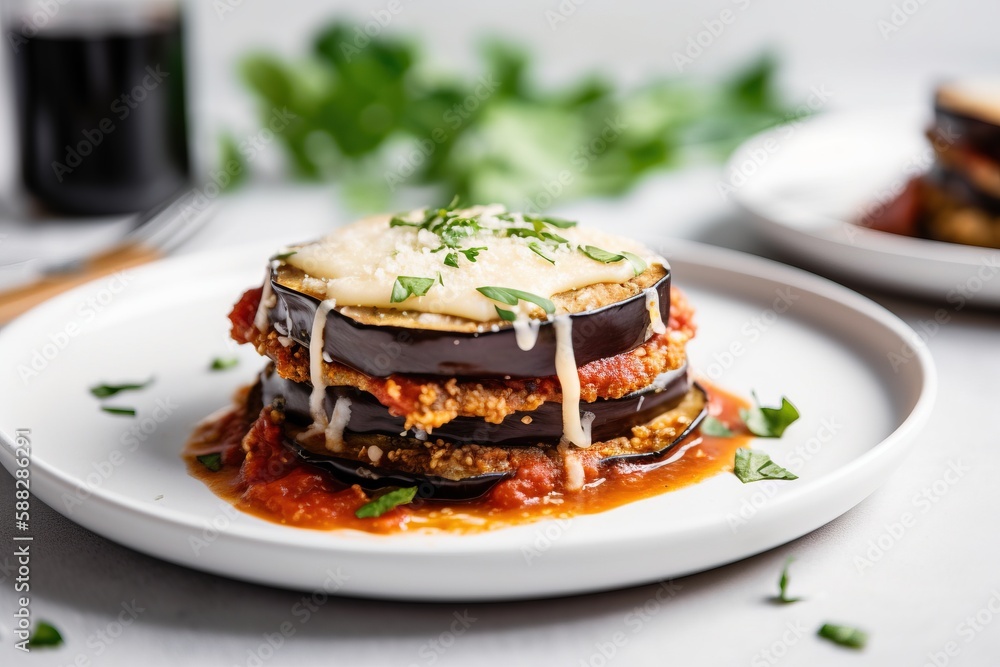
<box><xmin>185</xmin><ymin>382</ymin><xmax>750</xmax><ymax>534</ymax></box>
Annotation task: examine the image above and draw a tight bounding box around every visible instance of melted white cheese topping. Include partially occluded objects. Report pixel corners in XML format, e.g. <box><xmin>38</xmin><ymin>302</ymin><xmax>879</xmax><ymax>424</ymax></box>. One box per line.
<box><xmin>287</xmin><ymin>205</ymin><xmax>662</xmax><ymax>322</ymax></box>
<box><xmin>254</xmin><ymin>267</ymin><xmax>276</xmax><ymax>332</ymax></box>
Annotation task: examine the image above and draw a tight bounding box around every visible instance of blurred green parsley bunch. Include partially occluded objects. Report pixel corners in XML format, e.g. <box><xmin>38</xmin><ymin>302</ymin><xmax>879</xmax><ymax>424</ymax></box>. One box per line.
<box><xmin>228</xmin><ymin>20</ymin><xmax>801</xmax><ymax>211</ymax></box>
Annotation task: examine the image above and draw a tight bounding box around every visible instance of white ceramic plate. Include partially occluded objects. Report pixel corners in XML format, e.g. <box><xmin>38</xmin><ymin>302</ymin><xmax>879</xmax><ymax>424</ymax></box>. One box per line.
<box><xmin>729</xmin><ymin>107</ymin><xmax>1000</xmax><ymax>306</ymax></box>
<box><xmin>0</xmin><ymin>241</ymin><xmax>935</xmax><ymax>600</ymax></box>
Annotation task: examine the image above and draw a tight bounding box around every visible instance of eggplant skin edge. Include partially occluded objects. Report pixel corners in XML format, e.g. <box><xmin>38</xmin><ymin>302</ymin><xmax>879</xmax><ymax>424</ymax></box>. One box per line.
<box><xmin>285</xmin><ymin>384</ymin><xmax>708</xmax><ymax>501</ymax></box>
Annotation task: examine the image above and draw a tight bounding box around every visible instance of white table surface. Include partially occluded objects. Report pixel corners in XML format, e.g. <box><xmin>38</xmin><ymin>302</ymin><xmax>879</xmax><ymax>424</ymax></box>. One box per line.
<box><xmin>1</xmin><ymin>171</ymin><xmax>998</xmax><ymax>666</ymax></box>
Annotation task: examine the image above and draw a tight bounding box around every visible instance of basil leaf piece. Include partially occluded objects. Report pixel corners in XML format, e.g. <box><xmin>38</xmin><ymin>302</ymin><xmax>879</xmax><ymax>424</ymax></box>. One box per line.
<box><xmin>773</xmin><ymin>557</ymin><xmax>802</xmax><ymax>604</ymax></box>
<box><xmin>740</xmin><ymin>392</ymin><xmax>800</xmax><ymax>438</ymax></box>
<box><xmin>733</xmin><ymin>448</ymin><xmax>797</xmax><ymax>483</ymax></box>
<box><xmin>528</xmin><ymin>242</ymin><xmax>555</xmax><ymax>264</ymax></box>
<box><xmin>620</xmin><ymin>251</ymin><xmax>648</xmax><ymax>276</ymax></box>
<box><xmin>495</xmin><ymin>306</ymin><xmax>517</xmax><ymax>321</ymax></box>
<box><xmin>272</xmin><ymin>251</ymin><xmax>297</xmax><ymax>261</ymax></box>
<box><xmin>389</xmin><ymin>216</ymin><xmax>421</xmax><ymax>228</ymax></box>
<box><xmin>817</xmin><ymin>624</ymin><xmax>867</xmax><ymax>649</ymax></box>
<box><xmin>391</xmin><ymin>276</ymin><xmax>436</xmax><ymax>303</ymax></box>
<box><xmin>505</xmin><ymin>227</ymin><xmax>543</xmax><ymax>240</ymax></box>
<box><xmin>700</xmin><ymin>416</ymin><xmax>733</xmax><ymax>437</ymax></box>
<box><xmin>444</xmin><ymin>252</ymin><xmax>459</xmax><ymax>268</ymax></box>
<box><xmin>197</xmin><ymin>453</ymin><xmax>223</xmax><ymax>472</ymax></box>
<box><xmin>90</xmin><ymin>378</ymin><xmax>153</xmax><ymax>398</ymax></box>
<box><xmin>355</xmin><ymin>486</ymin><xmax>418</xmax><ymax>518</ymax></box>
<box><xmin>580</xmin><ymin>245</ymin><xmax>625</xmax><ymax>263</ymax></box>
<box><xmin>524</xmin><ymin>214</ymin><xmax>577</xmax><ymax>228</ymax></box>
<box><xmin>437</xmin><ymin>271</ymin><xmax>444</xmax><ymax>286</ymax></box>
<box><xmin>28</xmin><ymin>621</ymin><xmax>63</xmax><ymax>648</ymax></box>
<box><xmin>101</xmin><ymin>406</ymin><xmax>136</xmax><ymax>417</ymax></box>
<box><xmin>209</xmin><ymin>357</ymin><xmax>239</xmax><ymax>371</ymax></box>
<box><xmin>477</xmin><ymin>286</ymin><xmax>517</xmax><ymax>306</ymax></box>
<box><xmin>476</xmin><ymin>286</ymin><xmax>555</xmax><ymax>315</ymax></box>
<box><xmin>505</xmin><ymin>227</ymin><xmax>569</xmax><ymax>245</ymax></box>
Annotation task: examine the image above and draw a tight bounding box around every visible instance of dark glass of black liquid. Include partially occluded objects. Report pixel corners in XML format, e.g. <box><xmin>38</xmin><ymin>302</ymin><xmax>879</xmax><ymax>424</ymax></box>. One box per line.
<box><xmin>9</xmin><ymin>12</ymin><xmax>189</xmax><ymax>216</ymax></box>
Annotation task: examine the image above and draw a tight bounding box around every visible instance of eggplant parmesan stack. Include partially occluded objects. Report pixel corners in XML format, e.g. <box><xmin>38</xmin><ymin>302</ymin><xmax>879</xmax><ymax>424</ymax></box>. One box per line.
<box><xmin>222</xmin><ymin>204</ymin><xmax>705</xmax><ymax>504</ymax></box>
<box><xmin>869</xmin><ymin>81</ymin><xmax>1000</xmax><ymax>248</ymax></box>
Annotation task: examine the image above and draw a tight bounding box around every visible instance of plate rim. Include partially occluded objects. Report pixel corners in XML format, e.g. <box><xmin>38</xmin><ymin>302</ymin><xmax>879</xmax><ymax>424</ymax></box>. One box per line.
<box><xmin>0</xmin><ymin>239</ymin><xmax>937</xmax><ymax>579</ymax></box>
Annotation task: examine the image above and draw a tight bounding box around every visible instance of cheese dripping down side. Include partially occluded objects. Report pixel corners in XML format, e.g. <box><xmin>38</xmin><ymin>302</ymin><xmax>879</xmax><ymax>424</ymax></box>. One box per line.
<box><xmin>643</xmin><ymin>287</ymin><xmax>667</xmax><ymax>338</ymax></box>
<box><xmin>254</xmin><ymin>268</ymin><xmax>276</xmax><ymax>333</ymax></box>
<box><xmin>308</xmin><ymin>299</ymin><xmax>337</xmax><ymax>426</ymax></box>
<box><xmin>324</xmin><ymin>397</ymin><xmax>352</xmax><ymax>453</ymax></box>
<box><xmin>554</xmin><ymin>315</ymin><xmax>590</xmax><ymax>448</ymax></box>
<box><xmin>512</xmin><ymin>312</ymin><xmax>541</xmax><ymax>351</ymax></box>
<box><xmin>559</xmin><ymin>442</ymin><xmax>585</xmax><ymax>492</ymax></box>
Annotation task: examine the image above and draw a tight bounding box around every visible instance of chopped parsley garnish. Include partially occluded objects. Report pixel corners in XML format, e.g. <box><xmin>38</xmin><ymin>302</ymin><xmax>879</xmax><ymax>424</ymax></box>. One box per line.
<box><xmin>772</xmin><ymin>557</ymin><xmax>802</xmax><ymax>604</ymax></box>
<box><xmin>393</xmin><ymin>197</ymin><xmax>462</xmax><ymax>229</ymax></box>
<box><xmin>196</xmin><ymin>453</ymin><xmax>223</xmax><ymax>472</ymax></box>
<box><xmin>101</xmin><ymin>406</ymin><xmax>136</xmax><ymax>417</ymax></box>
<box><xmin>89</xmin><ymin>379</ymin><xmax>153</xmax><ymax>399</ymax></box>
<box><xmin>528</xmin><ymin>242</ymin><xmax>555</xmax><ymax>264</ymax></box>
<box><xmin>476</xmin><ymin>286</ymin><xmax>555</xmax><ymax>316</ymax></box>
<box><xmin>390</xmin><ymin>276</ymin><xmax>436</xmax><ymax>303</ymax></box>
<box><xmin>390</xmin><ymin>201</ymin><xmax>489</xmax><ymax>268</ymax></box>
<box><xmin>28</xmin><ymin>621</ymin><xmax>63</xmax><ymax>648</ymax></box>
<box><xmin>700</xmin><ymin>416</ymin><xmax>733</xmax><ymax>437</ymax></box>
<box><xmin>817</xmin><ymin>623</ymin><xmax>867</xmax><ymax>649</ymax></box>
<box><xmin>272</xmin><ymin>251</ymin><xmax>297</xmax><ymax>261</ymax></box>
<box><xmin>390</xmin><ymin>205</ymin><xmax>581</xmax><ymax>270</ymax></box>
<box><xmin>702</xmin><ymin>393</ymin><xmax>800</xmax><ymax>440</ymax></box>
<box><xmin>437</xmin><ymin>271</ymin><xmax>444</xmax><ymax>285</ymax></box>
<box><xmin>733</xmin><ymin>448</ymin><xmax>797</xmax><ymax>483</ymax></box>
<box><xmin>209</xmin><ymin>357</ymin><xmax>239</xmax><ymax>371</ymax></box>
<box><xmin>355</xmin><ymin>486</ymin><xmax>418</xmax><ymax>518</ymax></box>
<box><xmin>740</xmin><ymin>392</ymin><xmax>800</xmax><ymax>438</ymax></box>
<box><xmin>459</xmin><ymin>246</ymin><xmax>486</xmax><ymax>262</ymax></box>
<box><xmin>436</xmin><ymin>217</ymin><xmax>481</xmax><ymax>247</ymax></box>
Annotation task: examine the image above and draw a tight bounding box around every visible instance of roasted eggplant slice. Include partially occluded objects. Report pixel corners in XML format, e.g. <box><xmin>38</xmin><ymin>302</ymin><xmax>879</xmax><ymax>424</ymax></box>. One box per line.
<box><xmin>290</xmin><ymin>445</ymin><xmax>509</xmax><ymax>500</ymax></box>
<box><xmin>267</xmin><ymin>264</ymin><xmax>671</xmax><ymax>379</ymax></box>
<box><xmin>282</xmin><ymin>384</ymin><xmax>708</xmax><ymax>500</ymax></box>
<box><xmin>926</xmin><ymin>165</ymin><xmax>1000</xmax><ymax>215</ymax></box>
<box><xmin>935</xmin><ymin>85</ymin><xmax>1000</xmax><ymax>161</ymax></box>
<box><xmin>259</xmin><ymin>363</ymin><xmax>691</xmax><ymax>446</ymax></box>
